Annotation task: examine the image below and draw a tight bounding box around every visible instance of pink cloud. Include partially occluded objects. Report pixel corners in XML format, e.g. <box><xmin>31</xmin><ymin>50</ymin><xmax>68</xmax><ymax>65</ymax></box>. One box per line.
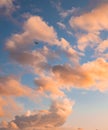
<box><xmin>70</xmin><ymin>4</ymin><xmax>108</xmax><ymax>32</ymax></box>
<box><xmin>69</xmin><ymin>3</ymin><xmax>108</xmax><ymax>51</ymax></box>
<box><xmin>0</xmin><ymin>99</ymin><xmax>74</xmax><ymax>130</ymax></box>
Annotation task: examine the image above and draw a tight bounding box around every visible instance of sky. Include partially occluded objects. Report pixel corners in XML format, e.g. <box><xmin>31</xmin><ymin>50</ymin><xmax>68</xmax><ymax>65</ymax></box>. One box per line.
<box><xmin>0</xmin><ymin>0</ymin><xmax>108</xmax><ymax>130</ymax></box>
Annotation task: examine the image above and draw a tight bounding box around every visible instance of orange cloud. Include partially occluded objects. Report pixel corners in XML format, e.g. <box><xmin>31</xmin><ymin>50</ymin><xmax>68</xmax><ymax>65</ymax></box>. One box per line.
<box><xmin>76</xmin><ymin>32</ymin><xmax>101</xmax><ymax>51</ymax></box>
<box><xmin>0</xmin><ymin>76</ymin><xmax>35</xmax><ymax>118</ymax></box>
<box><xmin>0</xmin><ymin>76</ymin><xmax>31</xmax><ymax>96</ymax></box>
<box><xmin>35</xmin><ymin>76</ymin><xmax>64</xmax><ymax>96</ymax></box>
<box><xmin>0</xmin><ymin>97</ymin><xmax>6</xmax><ymax>117</ymax></box>
<box><xmin>5</xmin><ymin>16</ymin><xmax>79</xmax><ymax>77</ymax></box>
<box><xmin>70</xmin><ymin>3</ymin><xmax>108</xmax><ymax>32</ymax></box>
<box><xmin>95</xmin><ymin>39</ymin><xmax>108</xmax><ymax>54</ymax></box>
<box><xmin>0</xmin><ymin>96</ymin><xmax>23</xmax><ymax>118</ymax></box>
<box><xmin>6</xmin><ymin>16</ymin><xmax>60</xmax><ymax>52</ymax></box>
<box><xmin>35</xmin><ymin>58</ymin><xmax>108</xmax><ymax>95</ymax></box>
<box><xmin>69</xmin><ymin>3</ymin><xmax>108</xmax><ymax>51</ymax></box>
<box><xmin>0</xmin><ymin>99</ymin><xmax>74</xmax><ymax>130</ymax></box>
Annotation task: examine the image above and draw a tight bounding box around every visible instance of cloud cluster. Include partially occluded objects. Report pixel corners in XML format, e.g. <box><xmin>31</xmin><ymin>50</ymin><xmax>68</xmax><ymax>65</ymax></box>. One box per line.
<box><xmin>0</xmin><ymin>76</ymin><xmax>34</xmax><ymax>117</ymax></box>
<box><xmin>6</xmin><ymin>16</ymin><xmax>59</xmax><ymax>51</ymax></box>
<box><xmin>0</xmin><ymin>76</ymin><xmax>31</xmax><ymax>96</ymax></box>
<box><xmin>6</xmin><ymin>15</ymin><xmax>79</xmax><ymax>70</ymax></box>
<box><xmin>95</xmin><ymin>39</ymin><xmax>108</xmax><ymax>59</ymax></box>
<box><xmin>54</xmin><ymin>58</ymin><xmax>108</xmax><ymax>91</ymax></box>
<box><xmin>2</xmin><ymin>1</ymin><xmax>108</xmax><ymax>129</ymax></box>
<box><xmin>0</xmin><ymin>98</ymin><xmax>74</xmax><ymax>130</ymax></box>
<box><xmin>70</xmin><ymin>4</ymin><xmax>108</xmax><ymax>32</ymax></box>
<box><xmin>35</xmin><ymin>58</ymin><xmax>108</xmax><ymax>95</ymax></box>
<box><xmin>69</xmin><ymin>3</ymin><xmax>108</xmax><ymax>51</ymax></box>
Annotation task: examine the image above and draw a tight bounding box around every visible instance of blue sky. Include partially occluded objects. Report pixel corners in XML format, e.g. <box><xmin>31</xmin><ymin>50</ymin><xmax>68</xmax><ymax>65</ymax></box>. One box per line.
<box><xmin>0</xmin><ymin>0</ymin><xmax>108</xmax><ymax>130</ymax></box>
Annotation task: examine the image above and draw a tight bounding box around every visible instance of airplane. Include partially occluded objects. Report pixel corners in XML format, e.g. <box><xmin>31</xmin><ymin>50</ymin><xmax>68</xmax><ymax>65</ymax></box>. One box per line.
<box><xmin>34</xmin><ymin>41</ymin><xmax>39</xmax><ymax>45</ymax></box>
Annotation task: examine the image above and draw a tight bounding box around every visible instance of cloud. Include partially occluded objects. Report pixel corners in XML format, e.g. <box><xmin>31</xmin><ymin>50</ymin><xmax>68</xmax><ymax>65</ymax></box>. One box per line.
<box><xmin>6</xmin><ymin>46</ymin><xmax>58</xmax><ymax>75</ymax></box>
<box><xmin>6</xmin><ymin>16</ymin><xmax>60</xmax><ymax>55</ymax></box>
<box><xmin>52</xmin><ymin>64</ymin><xmax>94</xmax><ymax>89</ymax></box>
<box><xmin>76</xmin><ymin>32</ymin><xmax>101</xmax><ymax>51</ymax></box>
<box><xmin>53</xmin><ymin>58</ymin><xmax>108</xmax><ymax>91</ymax></box>
<box><xmin>70</xmin><ymin>3</ymin><xmax>108</xmax><ymax>32</ymax></box>
<box><xmin>69</xmin><ymin>3</ymin><xmax>108</xmax><ymax>51</ymax></box>
<box><xmin>95</xmin><ymin>39</ymin><xmax>108</xmax><ymax>54</ymax></box>
<box><xmin>0</xmin><ymin>76</ymin><xmax>31</xmax><ymax>96</ymax></box>
<box><xmin>0</xmin><ymin>96</ymin><xmax>23</xmax><ymax>118</ymax></box>
<box><xmin>35</xmin><ymin>76</ymin><xmax>64</xmax><ymax>96</ymax></box>
<box><xmin>0</xmin><ymin>76</ymin><xmax>35</xmax><ymax>117</ymax></box>
<box><xmin>6</xmin><ymin>15</ymin><xmax>79</xmax><ymax>69</ymax></box>
<box><xmin>59</xmin><ymin>38</ymin><xmax>80</xmax><ymax>64</ymax></box>
<box><xmin>35</xmin><ymin>58</ymin><xmax>108</xmax><ymax>95</ymax></box>
<box><xmin>51</xmin><ymin>1</ymin><xmax>79</xmax><ymax>18</ymax></box>
<box><xmin>0</xmin><ymin>99</ymin><xmax>74</xmax><ymax>130</ymax></box>
<box><xmin>0</xmin><ymin>0</ymin><xmax>15</xmax><ymax>15</ymax></box>
<box><xmin>0</xmin><ymin>97</ymin><xmax>6</xmax><ymax>117</ymax></box>
<box><xmin>23</xmin><ymin>16</ymin><xmax>60</xmax><ymax>45</ymax></box>
<box><xmin>0</xmin><ymin>121</ymin><xmax>18</xmax><ymax>130</ymax></box>
<box><xmin>6</xmin><ymin>15</ymin><xmax>77</xmax><ymax>52</ymax></box>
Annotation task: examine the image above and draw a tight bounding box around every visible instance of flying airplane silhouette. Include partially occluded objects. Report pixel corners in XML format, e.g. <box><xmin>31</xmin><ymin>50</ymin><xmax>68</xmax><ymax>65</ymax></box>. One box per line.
<box><xmin>34</xmin><ymin>41</ymin><xmax>39</xmax><ymax>44</ymax></box>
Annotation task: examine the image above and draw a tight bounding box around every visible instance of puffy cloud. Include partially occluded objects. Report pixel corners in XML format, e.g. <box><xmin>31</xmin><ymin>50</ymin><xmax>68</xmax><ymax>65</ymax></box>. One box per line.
<box><xmin>82</xmin><ymin>58</ymin><xmax>108</xmax><ymax>91</ymax></box>
<box><xmin>69</xmin><ymin>3</ymin><xmax>108</xmax><ymax>51</ymax></box>
<box><xmin>54</xmin><ymin>58</ymin><xmax>108</xmax><ymax>91</ymax></box>
<box><xmin>0</xmin><ymin>99</ymin><xmax>74</xmax><ymax>130</ymax></box>
<box><xmin>0</xmin><ymin>0</ymin><xmax>15</xmax><ymax>14</ymax></box>
<box><xmin>6</xmin><ymin>15</ymin><xmax>79</xmax><ymax>69</ymax></box>
<box><xmin>52</xmin><ymin>64</ymin><xmax>93</xmax><ymax>88</ymax></box>
<box><xmin>70</xmin><ymin>3</ymin><xmax>108</xmax><ymax>32</ymax></box>
<box><xmin>76</xmin><ymin>32</ymin><xmax>101</xmax><ymax>51</ymax></box>
<box><xmin>0</xmin><ymin>96</ymin><xmax>23</xmax><ymax>118</ymax></box>
<box><xmin>24</xmin><ymin>16</ymin><xmax>60</xmax><ymax>45</ymax></box>
<box><xmin>0</xmin><ymin>76</ymin><xmax>31</xmax><ymax>96</ymax></box>
<box><xmin>35</xmin><ymin>76</ymin><xmax>64</xmax><ymax>96</ymax></box>
<box><xmin>6</xmin><ymin>16</ymin><xmax>60</xmax><ymax>73</ymax></box>
<box><xmin>35</xmin><ymin>58</ymin><xmax>108</xmax><ymax>95</ymax></box>
<box><xmin>6</xmin><ymin>16</ymin><xmax>60</xmax><ymax>52</ymax></box>
<box><xmin>0</xmin><ymin>121</ymin><xmax>19</xmax><ymax>130</ymax></box>
<box><xmin>0</xmin><ymin>76</ymin><xmax>34</xmax><ymax>117</ymax></box>
<box><xmin>6</xmin><ymin>15</ymin><xmax>77</xmax><ymax>55</ymax></box>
